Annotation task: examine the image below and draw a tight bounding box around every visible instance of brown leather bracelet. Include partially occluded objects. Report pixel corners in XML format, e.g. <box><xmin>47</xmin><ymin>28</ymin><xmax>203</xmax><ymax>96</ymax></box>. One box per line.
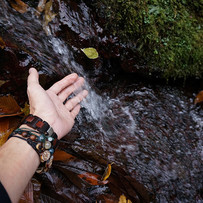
<box><xmin>22</xmin><ymin>114</ymin><xmax>58</xmax><ymax>138</ymax></box>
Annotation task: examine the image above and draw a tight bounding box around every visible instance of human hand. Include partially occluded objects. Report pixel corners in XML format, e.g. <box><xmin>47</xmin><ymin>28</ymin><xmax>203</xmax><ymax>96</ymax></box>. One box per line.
<box><xmin>27</xmin><ymin>68</ymin><xmax>88</xmax><ymax>139</ymax></box>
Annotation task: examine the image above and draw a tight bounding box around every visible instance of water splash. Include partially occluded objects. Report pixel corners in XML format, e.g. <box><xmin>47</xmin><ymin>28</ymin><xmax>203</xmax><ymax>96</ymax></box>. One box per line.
<box><xmin>0</xmin><ymin>0</ymin><xmax>134</xmax><ymax>136</ymax></box>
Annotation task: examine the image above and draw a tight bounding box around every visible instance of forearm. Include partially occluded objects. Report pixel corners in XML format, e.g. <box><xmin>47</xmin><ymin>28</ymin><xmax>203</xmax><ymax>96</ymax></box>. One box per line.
<box><xmin>0</xmin><ymin>125</ymin><xmax>40</xmax><ymax>203</ymax></box>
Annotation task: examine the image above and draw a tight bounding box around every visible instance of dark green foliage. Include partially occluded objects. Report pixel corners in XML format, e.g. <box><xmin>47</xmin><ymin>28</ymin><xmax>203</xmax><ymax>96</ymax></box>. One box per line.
<box><xmin>95</xmin><ymin>0</ymin><xmax>203</xmax><ymax>79</ymax></box>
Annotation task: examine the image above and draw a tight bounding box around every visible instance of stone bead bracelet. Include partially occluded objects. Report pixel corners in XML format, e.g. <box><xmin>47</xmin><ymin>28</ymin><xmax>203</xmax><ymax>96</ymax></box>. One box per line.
<box><xmin>8</xmin><ymin>128</ymin><xmax>58</xmax><ymax>173</ymax></box>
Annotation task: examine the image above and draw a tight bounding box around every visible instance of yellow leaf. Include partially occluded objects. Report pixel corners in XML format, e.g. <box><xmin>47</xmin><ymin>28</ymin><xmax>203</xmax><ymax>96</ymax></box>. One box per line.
<box><xmin>43</xmin><ymin>0</ymin><xmax>57</xmax><ymax>35</ymax></box>
<box><xmin>44</xmin><ymin>0</ymin><xmax>56</xmax><ymax>25</ymax></box>
<box><xmin>81</xmin><ymin>48</ymin><xmax>99</xmax><ymax>59</ymax></box>
<box><xmin>118</xmin><ymin>195</ymin><xmax>132</xmax><ymax>203</ymax></box>
<box><xmin>101</xmin><ymin>162</ymin><xmax>114</xmax><ymax>181</ymax></box>
<box><xmin>0</xmin><ymin>80</ymin><xmax>8</xmax><ymax>87</ymax></box>
<box><xmin>119</xmin><ymin>195</ymin><xmax>126</xmax><ymax>203</ymax></box>
<box><xmin>21</xmin><ymin>102</ymin><xmax>30</xmax><ymax>116</ymax></box>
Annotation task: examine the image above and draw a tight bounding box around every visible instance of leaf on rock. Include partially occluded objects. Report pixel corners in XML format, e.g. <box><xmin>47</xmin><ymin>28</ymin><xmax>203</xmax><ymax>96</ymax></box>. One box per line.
<box><xmin>36</xmin><ymin>0</ymin><xmax>47</xmax><ymax>16</ymax></box>
<box><xmin>0</xmin><ymin>37</ymin><xmax>6</xmax><ymax>49</ymax></box>
<box><xmin>101</xmin><ymin>162</ymin><xmax>113</xmax><ymax>181</ymax></box>
<box><xmin>118</xmin><ymin>195</ymin><xmax>132</xmax><ymax>203</ymax></box>
<box><xmin>0</xmin><ymin>118</ymin><xmax>10</xmax><ymax>146</ymax></box>
<box><xmin>44</xmin><ymin>1</ymin><xmax>57</xmax><ymax>25</ymax></box>
<box><xmin>194</xmin><ymin>90</ymin><xmax>203</xmax><ymax>104</ymax></box>
<box><xmin>78</xmin><ymin>172</ymin><xmax>108</xmax><ymax>185</ymax></box>
<box><xmin>0</xmin><ymin>80</ymin><xmax>8</xmax><ymax>87</ymax></box>
<box><xmin>0</xmin><ymin>117</ymin><xmax>21</xmax><ymax>146</ymax></box>
<box><xmin>81</xmin><ymin>48</ymin><xmax>99</xmax><ymax>59</ymax></box>
<box><xmin>0</xmin><ymin>127</ymin><xmax>14</xmax><ymax>147</ymax></box>
<box><xmin>53</xmin><ymin>149</ymin><xmax>76</xmax><ymax>162</ymax></box>
<box><xmin>19</xmin><ymin>180</ymin><xmax>34</xmax><ymax>203</ymax></box>
<box><xmin>10</xmin><ymin>0</ymin><xmax>28</xmax><ymax>14</ymax></box>
<box><xmin>21</xmin><ymin>102</ymin><xmax>30</xmax><ymax>116</ymax></box>
<box><xmin>0</xmin><ymin>95</ymin><xmax>23</xmax><ymax>117</ymax></box>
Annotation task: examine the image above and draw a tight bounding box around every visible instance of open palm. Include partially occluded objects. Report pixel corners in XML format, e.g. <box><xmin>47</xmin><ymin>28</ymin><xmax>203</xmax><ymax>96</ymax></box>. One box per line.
<box><xmin>27</xmin><ymin>68</ymin><xmax>88</xmax><ymax>139</ymax></box>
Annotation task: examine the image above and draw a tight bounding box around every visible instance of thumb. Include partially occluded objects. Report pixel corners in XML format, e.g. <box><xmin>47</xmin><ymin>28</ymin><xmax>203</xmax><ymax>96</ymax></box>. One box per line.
<box><xmin>27</xmin><ymin>68</ymin><xmax>39</xmax><ymax>86</ymax></box>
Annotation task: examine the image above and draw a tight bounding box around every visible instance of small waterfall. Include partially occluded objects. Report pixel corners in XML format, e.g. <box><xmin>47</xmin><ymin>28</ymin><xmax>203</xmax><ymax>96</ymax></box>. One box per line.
<box><xmin>0</xmin><ymin>0</ymin><xmax>135</xmax><ymax>138</ymax></box>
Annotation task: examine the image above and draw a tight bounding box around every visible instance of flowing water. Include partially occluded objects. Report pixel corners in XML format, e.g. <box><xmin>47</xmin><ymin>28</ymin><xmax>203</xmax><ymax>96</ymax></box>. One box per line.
<box><xmin>0</xmin><ymin>0</ymin><xmax>203</xmax><ymax>202</ymax></box>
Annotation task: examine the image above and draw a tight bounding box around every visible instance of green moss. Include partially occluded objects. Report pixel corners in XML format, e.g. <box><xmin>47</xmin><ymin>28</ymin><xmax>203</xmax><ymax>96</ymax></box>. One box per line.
<box><xmin>95</xmin><ymin>0</ymin><xmax>203</xmax><ymax>79</ymax></box>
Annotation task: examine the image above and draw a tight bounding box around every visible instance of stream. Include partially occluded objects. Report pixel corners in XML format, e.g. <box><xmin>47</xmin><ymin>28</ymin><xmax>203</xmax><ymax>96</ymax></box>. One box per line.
<box><xmin>0</xmin><ymin>0</ymin><xmax>203</xmax><ymax>202</ymax></box>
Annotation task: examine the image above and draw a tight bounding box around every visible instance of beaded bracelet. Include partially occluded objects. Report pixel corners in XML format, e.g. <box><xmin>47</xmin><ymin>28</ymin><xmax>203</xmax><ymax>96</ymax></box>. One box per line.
<box><xmin>8</xmin><ymin>128</ymin><xmax>58</xmax><ymax>173</ymax></box>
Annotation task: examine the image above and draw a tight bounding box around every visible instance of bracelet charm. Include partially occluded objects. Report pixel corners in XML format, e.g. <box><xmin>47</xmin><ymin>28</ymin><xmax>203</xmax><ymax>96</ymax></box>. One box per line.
<box><xmin>8</xmin><ymin>114</ymin><xmax>59</xmax><ymax>173</ymax></box>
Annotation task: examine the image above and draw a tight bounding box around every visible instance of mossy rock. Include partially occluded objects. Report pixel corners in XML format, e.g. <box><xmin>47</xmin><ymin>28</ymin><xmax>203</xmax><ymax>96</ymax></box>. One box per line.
<box><xmin>91</xmin><ymin>0</ymin><xmax>203</xmax><ymax>80</ymax></box>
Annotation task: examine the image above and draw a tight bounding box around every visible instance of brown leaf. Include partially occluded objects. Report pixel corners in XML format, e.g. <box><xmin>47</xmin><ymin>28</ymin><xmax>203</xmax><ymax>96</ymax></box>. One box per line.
<box><xmin>0</xmin><ymin>37</ymin><xmax>6</xmax><ymax>49</ymax></box>
<box><xmin>78</xmin><ymin>172</ymin><xmax>108</xmax><ymax>186</ymax></box>
<box><xmin>0</xmin><ymin>117</ymin><xmax>9</xmax><ymax>132</ymax></box>
<box><xmin>194</xmin><ymin>90</ymin><xmax>203</xmax><ymax>104</ymax></box>
<box><xmin>10</xmin><ymin>0</ymin><xmax>28</xmax><ymax>14</ymax></box>
<box><xmin>0</xmin><ymin>95</ymin><xmax>23</xmax><ymax>117</ymax></box>
<box><xmin>96</xmin><ymin>194</ymin><xmax>118</xmax><ymax>203</ymax></box>
<box><xmin>101</xmin><ymin>162</ymin><xmax>113</xmax><ymax>181</ymax></box>
<box><xmin>19</xmin><ymin>180</ymin><xmax>34</xmax><ymax>203</ymax></box>
<box><xmin>0</xmin><ymin>117</ymin><xmax>21</xmax><ymax>146</ymax></box>
<box><xmin>0</xmin><ymin>117</ymin><xmax>13</xmax><ymax>146</ymax></box>
<box><xmin>53</xmin><ymin>149</ymin><xmax>76</xmax><ymax>162</ymax></box>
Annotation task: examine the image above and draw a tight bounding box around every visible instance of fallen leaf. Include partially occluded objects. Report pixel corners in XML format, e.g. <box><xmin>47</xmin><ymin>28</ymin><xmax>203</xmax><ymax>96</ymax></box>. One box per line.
<box><xmin>36</xmin><ymin>0</ymin><xmax>47</xmax><ymax>16</ymax></box>
<box><xmin>21</xmin><ymin>102</ymin><xmax>30</xmax><ymax>117</ymax></box>
<box><xmin>0</xmin><ymin>95</ymin><xmax>23</xmax><ymax>117</ymax></box>
<box><xmin>19</xmin><ymin>180</ymin><xmax>34</xmax><ymax>203</ymax></box>
<box><xmin>0</xmin><ymin>116</ymin><xmax>21</xmax><ymax>146</ymax></box>
<box><xmin>118</xmin><ymin>195</ymin><xmax>132</xmax><ymax>203</ymax></box>
<box><xmin>119</xmin><ymin>195</ymin><xmax>127</xmax><ymax>203</ymax></box>
<box><xmin>78</xmin><ymin>172</ymin><xmax>108</xmax><ymax>185</ymax></box>
<box><xmin>43</xmin><ymin>0</ymin><xmax>57</xmax><ymax>35</ymax></box>
<box><xmin>0</xmin><ymin>128</ymin><xmax>14</xmax><ymax>147</ymax></box>
<box><xmin>53</xmin><ymin>149</ymin><xmax>76</xmax><ymax>162</ymax></box>
<box><xmin>194</xmin><ymin>90</ymin><xmax>203</xmax><ymax>104</ymax></box>
<box><xmin>0</xmin><ymin>80</ymin><xmax>8</xmax><ymax>87</ymax></box>
<box><xmin>10</xmin><ymin>0</ymin><xmax>28</xmax><ymax>14</ymax></box>
<box><xmin>0</xmin><ymin>117</ymin><xmax>10</xmax><ymax>146</ymax></box>
<box><xmin>101</xmin><ymin>162</ymin><xmax>113</xmax><ymax>181</ymax></box>
<box><xmin>81</xmin><ymin>48</ymin><xmax>99</xmax><ymax>59</ymax></box>
<box><xmin>0</xmin><ymin>37</ymin><xmax>6</xmax><ymax>49</ymax></box>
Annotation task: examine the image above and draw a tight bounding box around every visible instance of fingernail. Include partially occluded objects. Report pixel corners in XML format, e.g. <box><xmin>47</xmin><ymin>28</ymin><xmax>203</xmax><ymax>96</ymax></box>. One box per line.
<box><xmin>29</xmin><ymin>68</ymin><xmax>34</xmax><ymax>74</ymax></box>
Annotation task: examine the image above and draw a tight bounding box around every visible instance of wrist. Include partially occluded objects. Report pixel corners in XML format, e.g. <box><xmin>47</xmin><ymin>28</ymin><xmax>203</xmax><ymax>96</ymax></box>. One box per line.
<box><xmin>7</xmin><ymin>115</ymin><xmax>59</xmax><ymax>173</ymax></box>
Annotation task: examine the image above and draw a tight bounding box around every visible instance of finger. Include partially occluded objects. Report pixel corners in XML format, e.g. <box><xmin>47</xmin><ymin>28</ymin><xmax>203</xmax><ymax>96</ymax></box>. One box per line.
<box><xmin>71</xmin><ymin>104</ymin><xmax>81</xmax><ymax>118</ymax></box>
<box><xmin>58</xmin><ymin>77</ymin><xmax>85</xmax><ymax>102</ymax></box>
<box><xmin>48</xmin><ymin>73</ymin><xmax>78</xmax><ymax>94</ymax></box>
<box><xmin>65</xmin><ymin>90</ymin><xmax>88</xmax><ymax>111</ymax></box>
<box><xmin>27</xmin><ymin>68</ymin><xmax>39</xmax><ymax>86</ymax></box>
